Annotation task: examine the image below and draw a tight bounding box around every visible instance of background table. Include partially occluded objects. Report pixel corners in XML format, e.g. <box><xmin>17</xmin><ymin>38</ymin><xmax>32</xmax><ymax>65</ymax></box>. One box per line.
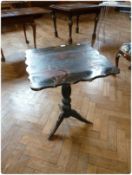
<box><xmin>25</xmin><ymin>43</ymin><xmax>119</xmax><ymax>140</ymax></box>
<box><xmin>50</xmin><ymin>3</ymin><xmax>101</xmax><ymax>45</ymax></box>
<box><xmin>1</xmin><ymin>7</ymin><xmax>46</xmax><ymax>62</ymax></box>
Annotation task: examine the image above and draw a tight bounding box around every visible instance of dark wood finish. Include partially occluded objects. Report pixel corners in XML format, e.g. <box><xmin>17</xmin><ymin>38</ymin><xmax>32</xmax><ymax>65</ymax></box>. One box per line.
<box><xmin>50</xmin><ymin>3</ymin><xmax>101</xmax><ymax>45</ymax></box>
<box><xmin>52</xmin><ymin>11</ymin><xmax>58</xmax><ymax>37</ymax></box>
<box><xmin>1</xmin><ymin>7</ymin><xmax>46</xmax><ymax>61</ymax></box>
<box><xmin>1</xmin><ymin>49</ymin><xmax>5</xmax><ymax>62</ymax></box>
<box><xmin>76</xmin><ymin>15</ymin><xmax>80</xmax><ymax>33</ymax></box>
<box><xmin>25</xmin><ymin>44</ymin><xmax>119</xmax><ymax>90</ymax></box>
<box><xmin>1</xmin><ymin>1</ymin><xmax>31</xmax><ymax>9</ymax></box>
<box><xmin>92</xmin><ymin>12</ymin><xmax>99</xmax><ymax>46</ymax></box>
<box><xmin>25</xmin><ymin>43</ymin><xmax>119</xmax><ymax>139</ymax></box>
<box><xmin>31</xmin><ymin>22</ymin><xmax>36</xmax><ymax>48</ymax></box>
<box><xmin>23</xmin><ymin>24</ymin><xmax>29</xmax><ymax>44</ymax></box>
<box><xmin>68</xmin><ymin>15</ymin><xmax>73</xmax><ymax>44</ymax></box>
<box><xmin>1</xmin><ymin>7</ymin><xmax>44</xmax><ymax>19</ymax></box>
<box><xmin>48</xmin><ymin>84</ymin><xmax>92</xmax><ymax>139</ymax></box>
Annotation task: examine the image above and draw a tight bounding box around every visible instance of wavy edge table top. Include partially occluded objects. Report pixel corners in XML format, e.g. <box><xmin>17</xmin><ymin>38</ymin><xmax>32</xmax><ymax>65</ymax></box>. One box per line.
<box><xmin>25</xmin><ymin>43</ymin><xmax>120</xmax><ymax>91</ymax></box>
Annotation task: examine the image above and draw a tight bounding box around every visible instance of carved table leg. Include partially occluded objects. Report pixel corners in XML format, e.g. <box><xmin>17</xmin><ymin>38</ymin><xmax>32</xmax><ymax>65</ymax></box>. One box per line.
<box><xmin>68</xmin><ymin>15</ymin><xmax>73</xmax><ymax>44</ymax></box>
<box><xmin>91</xmin><ymin>13</ymin><xmax>100</xmax><ymax>47</ymax></box>
<box><xmin>52</xmin><ymin>11</ymin><xmax>58</xmax><ymax>37</ymax></box>
<box><xmin>23</xmin><ymin>24</ymin><xmax>29</xmax><ymax>44</ymax></box>
<box><xmin>115</xmin><ymin>52</ymin><xmax>121</xmax><ymax>68</ymax></box>
<box><xmin>31</xmin><ymin>22</ymin><xmax>36</xmax><ymax>48</ymax></box>
<box><xmin>1</xmin><ymin>49</ymin><xmax>6</xmax><ymax>62</ymax></box>
<box><xmin>76</xmin><ymin>15</ymin><xmax>80</xmax><ymax>33</ymax></box>
<box><xmin>48</xmin><ymin>84</ymin><xmax>92</xmax><ymax>140</ymax></box>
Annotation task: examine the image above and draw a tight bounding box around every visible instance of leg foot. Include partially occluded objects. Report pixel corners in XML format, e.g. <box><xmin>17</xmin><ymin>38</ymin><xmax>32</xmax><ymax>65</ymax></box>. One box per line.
<box><xmin>55</xmin><ymin>31</ymin><xmax>58</xmax><ymax>38</ymax></box>
<box><xmin>91</xmin><ymin>13</ymin><xmax>99</xmax><ymax>47</ymax></box>
<box><xmin>71</xmin><ymin>109</ymin><xmax>92</xmax><ymax>124</ymax></box>
<box><xmin>52</xmin><ymin>11</ymin><xmax>58</xmax><ymax>38</ymax></box>
<box><xmin>91</xmin><ymin>34</ymin><xmax>96</xmax><ymax>47</ymax></box>
<box><xmin>76</xmin><ymin>15</ymin><xmax>79</xmax><ymax>33</ymax></box>
<box><xmin>68</xmin><ymin>15</ymin><xmax>73</xmax><ymax>44</ymax></box>
<box><xmin>68</xmin><ymin>38</ymin><xmax>72</xmax><ymax>44</ymax></box>
<box><xmin>48</xmin><ymin>113</ymin><xmax>64</xmax><ymax>140</ymax></box>
<box><xmin>23</xmin><ymin>24</ymin><xmax>29</xmax><ymax>44</ymax></box>
<box><xmin>1</xmin><ymin>49</ymin><xmax>6</xmax><ymax>62</ymax></box>
<box><xmin>31</xmin><ymin>22</ymin><xmax>36</xmax><ymax>48</ymax></box>
<box><xmin>115</xmin><ymin>53</ymin><xmax>121</xmax><ymax>68</ymax></box>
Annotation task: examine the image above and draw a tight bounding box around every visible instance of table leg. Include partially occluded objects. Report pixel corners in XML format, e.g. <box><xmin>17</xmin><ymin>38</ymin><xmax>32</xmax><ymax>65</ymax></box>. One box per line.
<box><xmin>1</xmin><ymin>49</ymin><xmax>6</xmax><ymax>62</ymax></box>
<box><xmin>68</xmin><ymin>15</ymin><xmax>73</xmax><ymax>44</ymax></box>
<box><xmin>31</xmin><ymin>22</ymin><xmax>36</xmax><ymax>48</ymax></box>
<box><xmin>48</xmin><ymin>84</ymin><xmax>92</xmax><ymax>140</ymax></box>
<box><xmin>48</xmin><ymin>113</ymin><xmax>65</xmax><ymax>140</ymax></box>
<box><xmin>23</xmin><ymin>24</ymin><xmax>29</xmax><ymax>44</ymax></box>
<box><xmin>52</xmin><ymin>11</ymin><xmax>58</xmax><ymax>37</ymax></box>
<box><xmin>115</xmin><ymin>50</ymin><xmax>131</xmax><ymax>70</ymax></box>
<box><xmin>76</xmin><ymin>15</ymin><xmax>80</xmax><ymax>33</ymax></box>
<box><xmin>91</xmin><ymin>13</ymin><xmax>100</xmax><ymax>47</ymax></box>
<box><xmin>115</xmin><ymin>52</ymin><xmax>121</xmax><ymax>68</ymax></box>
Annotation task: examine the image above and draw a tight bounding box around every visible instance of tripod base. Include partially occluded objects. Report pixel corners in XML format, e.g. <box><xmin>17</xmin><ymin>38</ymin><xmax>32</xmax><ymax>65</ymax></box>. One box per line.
<box><xmin>48</xmin><ymin>84</ymin><xmax>92</xmax><ymax>140</ymax></box>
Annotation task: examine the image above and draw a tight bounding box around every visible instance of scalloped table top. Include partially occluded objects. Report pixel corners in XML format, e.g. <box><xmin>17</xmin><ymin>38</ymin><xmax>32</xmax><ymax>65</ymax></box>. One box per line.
<box><xmin>25</xmin><ymin>43</ymin><xmax>119</xmax><ymax>90</ymax></box>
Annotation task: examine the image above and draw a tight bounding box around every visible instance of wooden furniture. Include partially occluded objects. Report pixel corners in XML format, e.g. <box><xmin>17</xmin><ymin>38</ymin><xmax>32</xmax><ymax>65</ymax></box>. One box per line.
<box><xmin>1</xmin><ymin>1</ymin><xmax>31</xmax><ymax>9</ymax></box>
<box><xmin>2</xmin><ymin>7</ymin><xmax>45</xmax><ymax>48</ymax></box>
<box><xmin>115</xmin><ymin>43</ymin><xmax>131</xmax><ymax>69</ymax></box>
<box><xmin>50</xmin><ymin>3</ymin><xmax>101</xmax><ymax>45</ymax></box>
<box><xmin>1</xmin><ymin>7</ymin><xmax>46</xmax><ymax>62</ymax></box>
<box><xmin>31</xmin><ymin>1</ymin><xmax>100</xmax><ymax>8</ymax></box>
<box><xmin>25</xmin><ymin>43</ymin><xmax>119</xmax><ymax>140</ymax></box>
<box><xmin>1</xmin><ymin>49</ymin><xmax>6</xmax><ymax>62</ymax></box>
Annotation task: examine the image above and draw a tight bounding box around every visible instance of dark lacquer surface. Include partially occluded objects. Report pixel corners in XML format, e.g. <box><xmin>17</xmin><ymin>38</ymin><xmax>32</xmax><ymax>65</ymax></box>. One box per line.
<box><xmin>1</xmin><ymin>7</ymin><xmax>45</xmax><ymax>18</ymax></box>
<box><xmin>25</xmin><ymin>44</ymin><xmax>119</xmax><ymax>91</ymax></box>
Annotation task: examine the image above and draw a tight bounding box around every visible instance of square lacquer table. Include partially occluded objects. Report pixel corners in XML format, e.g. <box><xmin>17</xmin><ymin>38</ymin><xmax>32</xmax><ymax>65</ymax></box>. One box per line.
<box><xmin>25</xmin><ymin>43</ymin><xmax>119</xmax><ymax>140</ymax></box>
<box><xmin>50</xmin><ymin>3</ymin><xmax>101</xmax><ymax>45</ymax></box>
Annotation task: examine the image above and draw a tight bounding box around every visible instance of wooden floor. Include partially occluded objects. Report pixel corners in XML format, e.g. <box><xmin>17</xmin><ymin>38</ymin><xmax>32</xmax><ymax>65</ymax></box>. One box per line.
<box><xmin>1</xmin><ymin>9</ymin><xmax>131</xmax><ymax>173</ymax></box>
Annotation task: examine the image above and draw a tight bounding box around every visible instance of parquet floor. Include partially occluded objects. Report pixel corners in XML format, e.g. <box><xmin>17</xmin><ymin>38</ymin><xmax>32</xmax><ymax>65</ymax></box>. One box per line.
<box><xmin>1</xmin><ymin>8</ymin><xmax>131</xmax><ymax>174</ymax></box>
